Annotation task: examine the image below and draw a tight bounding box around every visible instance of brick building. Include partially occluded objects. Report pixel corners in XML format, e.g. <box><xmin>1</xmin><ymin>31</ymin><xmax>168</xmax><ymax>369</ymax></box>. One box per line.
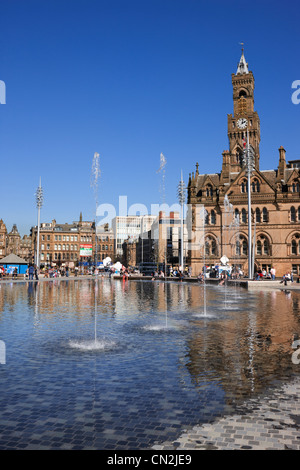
<box><xmin>187</xmin><ymin>49</ymin><xmax>300</xmax><ymax>278</ymax></box>
<box><xmin>31</xmin><ymin>214</ymin><xmax>115</xmax><ymax>268</ymax></box>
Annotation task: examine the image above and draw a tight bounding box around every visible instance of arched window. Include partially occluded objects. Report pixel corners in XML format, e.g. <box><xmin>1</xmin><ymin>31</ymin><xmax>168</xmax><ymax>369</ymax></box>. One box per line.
<box><xmin>262</xmin><ymin>207</ymin><xmax>268</xmax><ymax>223</ymax></box>
<box><xmin>292</xmin><ymin>181</ymin><xmax>299</xmax><ymax>193</ymax></box>
<box><xmin>291</xmin><ymin>206</ymin><xmax>296</xmax><ymax>223</ymax></box>
<box><xmin>256</xmin><ymin>235</ymin><xmax>270</xmax><ymax>256</ymax></box>
<box><xmin>205</xmin><ymin>236</ymin><xmax>218</xmax><ymax>257</ymax></box>
<box><xmin>292</xmin><ymin>239</ymin><xmax>297</xmax><ymax>255</ymax></box>
<box><xmin>235</xmin><ymin>236</ymin><xmax>248</xmax><ymax>256</ymax></box>
<box><xmin>255</xmin><ymin>208</ymin><xmax>261</xmax><ymax>223</ymax></box>
<box><xmin>234</xmin><ymin>209</ymin><xmax>240</xmax><ymax>222</ymax></box>
<box><xmin>241</xmin><ymin>208</ymin><xmax>247</xmax><ymax>224</ymax></box>
<box><xmin>298</xmin><ymin>207</ymin><xmax>300</xmax><ymax>222</ymax></box>
<box><xmin>252</xmin><ymin>178</ymin><xmax>260</xmax><ymax>193</ymax></box>
<box><xmin>241</xmin><ymin>180</ymin><xmax>247</xmax><ymax>193</ymax></box>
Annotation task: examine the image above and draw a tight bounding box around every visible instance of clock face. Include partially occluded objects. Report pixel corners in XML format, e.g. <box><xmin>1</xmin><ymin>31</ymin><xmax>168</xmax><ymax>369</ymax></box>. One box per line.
<box><xmin>237</xmin><ymin>118</ymin><xmax>248</xmax><ymax>129</ymax></box>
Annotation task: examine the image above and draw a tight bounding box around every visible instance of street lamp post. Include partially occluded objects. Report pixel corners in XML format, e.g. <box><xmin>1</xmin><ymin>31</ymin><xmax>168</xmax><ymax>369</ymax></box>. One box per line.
<box><xmin>177</xmin><ymin>171</ymin><xmax>186</xmax><ymax>273</ymax></box>
<box><xmin>35</xmin><ymin>177</ymin><xmax>43</xmax><ymax>269</ymax></box>
<box><xmin>243</xmin><ymin>130</ymin><xmax>255</xmax><ymax>279</ymax></box>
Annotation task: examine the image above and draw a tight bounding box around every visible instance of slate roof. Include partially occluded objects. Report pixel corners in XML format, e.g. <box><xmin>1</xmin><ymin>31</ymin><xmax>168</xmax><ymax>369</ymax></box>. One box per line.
<box><xmin>0</xmin><ymin>253</ymin><xmax>28</xmax><ymax>264</ymax></box>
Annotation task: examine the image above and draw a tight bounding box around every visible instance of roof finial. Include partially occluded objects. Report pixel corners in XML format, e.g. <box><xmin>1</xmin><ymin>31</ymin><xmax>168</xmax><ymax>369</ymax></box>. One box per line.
<box><xmin>236</xmin><ymin>43</ymin><xmax>249</xmax><ymax>75</ymax></box>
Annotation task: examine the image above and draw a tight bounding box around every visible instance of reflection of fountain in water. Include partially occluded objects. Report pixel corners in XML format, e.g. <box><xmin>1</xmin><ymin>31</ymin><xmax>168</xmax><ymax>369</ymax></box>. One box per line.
<box><xmin>199</xmin><ymin>206</ymin><xmax>207</xmax><ymax>316</ymax></box>
<box><xmin>231</xmin><ymin>208</ymin><xmax>241</xmax><ymax>301</ymax></box>
<box><xmin>69</xmin><ymin>338</ymin><xmax>116</xmax><ymax>351</ymax></box>
<box><xmin>222</xmin><ymin>195</ymin><xmax>241</xmax><ymax>309</ymax></box>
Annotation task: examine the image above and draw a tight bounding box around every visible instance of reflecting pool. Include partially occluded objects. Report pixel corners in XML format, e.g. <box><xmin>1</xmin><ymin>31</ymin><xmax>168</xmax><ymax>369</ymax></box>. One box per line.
<box><xmin>0</xmin><ymin>278</ymin><xmax>299</xmax><ymax>449</ymax></box>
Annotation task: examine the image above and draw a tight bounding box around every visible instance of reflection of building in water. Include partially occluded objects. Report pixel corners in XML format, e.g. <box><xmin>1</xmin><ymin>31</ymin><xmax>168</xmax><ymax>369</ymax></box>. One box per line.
<box><xmin>185</xmin><ymin>288</ymin><xmax>297</xmax><ymax>402</ymax></box>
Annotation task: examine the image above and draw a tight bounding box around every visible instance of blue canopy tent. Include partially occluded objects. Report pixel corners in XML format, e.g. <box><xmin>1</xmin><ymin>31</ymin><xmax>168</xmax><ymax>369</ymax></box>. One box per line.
<box><xmin>0</xmin><ymin>253</ymin><xmax>28</xmax><ymax>275</ymax></box>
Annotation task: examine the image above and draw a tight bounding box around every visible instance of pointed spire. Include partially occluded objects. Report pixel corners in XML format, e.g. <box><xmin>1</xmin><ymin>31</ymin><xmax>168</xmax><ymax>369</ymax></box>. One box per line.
<box><xmin>236</xmin><ymin>44</ymin><xmax>249</xmax><ymax>75</ymax></box>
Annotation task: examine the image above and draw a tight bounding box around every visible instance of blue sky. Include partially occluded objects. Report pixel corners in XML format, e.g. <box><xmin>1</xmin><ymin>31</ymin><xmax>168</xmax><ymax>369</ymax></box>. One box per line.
<box><xmin>0</xmin><ymin>0</ymin><xmax>299</xmax><ymax>236</ymax></box>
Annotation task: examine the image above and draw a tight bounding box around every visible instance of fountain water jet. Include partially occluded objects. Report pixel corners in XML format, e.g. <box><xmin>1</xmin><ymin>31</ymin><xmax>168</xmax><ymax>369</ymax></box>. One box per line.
<box><xmin>69</xmin><ymin>152</ymin><xmax>103</xmax><ymax>351</ymax></box>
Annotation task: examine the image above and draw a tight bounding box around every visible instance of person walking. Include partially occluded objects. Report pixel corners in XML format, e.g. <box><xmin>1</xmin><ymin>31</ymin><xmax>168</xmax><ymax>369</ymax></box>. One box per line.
<box><xmin>28</xmin><ymin>264</ymin><xmax>34</xmax><ymax>281</ymax></box>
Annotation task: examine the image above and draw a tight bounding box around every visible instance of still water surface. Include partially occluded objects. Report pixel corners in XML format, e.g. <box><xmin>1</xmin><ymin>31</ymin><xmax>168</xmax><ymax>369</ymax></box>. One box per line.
<box><xmin>0</xmin><ymin>279</ymin><xmax>299</xmax><ymax>449</ymax></box>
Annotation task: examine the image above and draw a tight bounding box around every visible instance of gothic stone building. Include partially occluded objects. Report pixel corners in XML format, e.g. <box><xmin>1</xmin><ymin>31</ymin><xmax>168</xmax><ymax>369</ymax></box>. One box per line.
<box><xmin>187</xmin><ymin>50</ymin><xmax>300</xmax><ymax>278</ymax></box>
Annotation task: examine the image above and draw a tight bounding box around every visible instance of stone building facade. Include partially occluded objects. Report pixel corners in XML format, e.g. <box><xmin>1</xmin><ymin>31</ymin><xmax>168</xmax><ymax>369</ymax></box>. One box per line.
<box><xmin>31</xmin><ymin>214</ymin><xmax>114</xmax><ymax>268</ymax></box>
<box><xmin>96</xmin><ymin>223</ymin><xmax>114</xmax><ymax>265</ymax></box>
<box><xmin>187</xmin><ymin>50</ymin><xmax>300</xmax><ymax>278</ymax></box>
<box><xmin>4</xmin><ymin>224</ymin><xmax>32</xmax><ymax>262</ymax></box>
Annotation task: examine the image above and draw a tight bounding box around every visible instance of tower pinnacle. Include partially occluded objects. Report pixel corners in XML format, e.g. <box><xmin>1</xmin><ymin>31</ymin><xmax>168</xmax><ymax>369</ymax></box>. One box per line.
<box><xmin>236</xmin><ymin>44</ymin><xmax>249</xmax><ymax>75</ymax></box>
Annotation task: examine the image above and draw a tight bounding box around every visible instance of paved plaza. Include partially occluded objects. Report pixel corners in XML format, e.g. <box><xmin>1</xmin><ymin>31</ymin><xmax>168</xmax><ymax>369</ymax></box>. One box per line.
<box><xmin>153</xmin><ymin>376</ymin><xmax>300</xmax><ymax>450</ymax></box>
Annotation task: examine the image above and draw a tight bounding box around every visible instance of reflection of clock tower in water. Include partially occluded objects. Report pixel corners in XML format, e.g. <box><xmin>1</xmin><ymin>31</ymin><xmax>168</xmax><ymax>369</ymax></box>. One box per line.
<box><xmin>227</xmin><ymin>47</ymin><xmax>261</xmax><ymax>171</ymax></box>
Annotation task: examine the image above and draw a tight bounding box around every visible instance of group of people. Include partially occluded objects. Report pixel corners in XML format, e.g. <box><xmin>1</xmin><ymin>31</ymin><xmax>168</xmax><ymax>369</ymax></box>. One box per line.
<box><xmin>0</xmin><ymin>266</ymin><xmax>19</xmax><ymax>278</ymax></box>
<box><xmin>26</xmin><ymin>265</ymin><xmax>39</xmax><ymax>280</ymax></box>
<box><xmin>43</xmin><ymin>266</ymin><xmax>69</xmax><ymax>278</ymax></box>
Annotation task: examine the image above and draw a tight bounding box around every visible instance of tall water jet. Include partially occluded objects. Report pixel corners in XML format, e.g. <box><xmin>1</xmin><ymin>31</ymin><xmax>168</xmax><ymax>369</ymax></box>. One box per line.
<box><xmin>157</xmin><ymin>152</ymin><xmax>168</xmax><ymax>327</ymax></box>
<box><xmin>177</xmin><ymin>170</ymin><xmax>186</xmax><ymax>275</ymax></box>
<box><xmin>222</xmin><ymin>195</ymin><xmax>234</xmax><ymax>308</ymax></box>
<box><xmin>90</xmin><ymin>152</ymin><xmax>100</xmax><ymax>343</ymax></box>
<box><xmin>199</xmin><ymin>206</ymin><xmax>208</xmax><ymax>316</ymax></box>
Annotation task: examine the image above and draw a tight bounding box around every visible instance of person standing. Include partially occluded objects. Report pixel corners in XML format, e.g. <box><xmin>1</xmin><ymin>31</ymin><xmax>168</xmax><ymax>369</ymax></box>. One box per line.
<box><xmin>270</xmin><ymin>267</ymin><xmax>276</xmax><ymax>280</ymax></box>
<box><xmin>34</xmin><ymin>265</ymin><xmax>39</xmax><ymax>281</ymax></box>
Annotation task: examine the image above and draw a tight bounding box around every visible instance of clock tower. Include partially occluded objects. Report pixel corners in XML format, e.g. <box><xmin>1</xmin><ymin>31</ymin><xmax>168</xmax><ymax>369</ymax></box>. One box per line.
<box><xmin>227</xmin><ymin>48</ymin><xmax>261</xmax><ymax>171</ymax></box>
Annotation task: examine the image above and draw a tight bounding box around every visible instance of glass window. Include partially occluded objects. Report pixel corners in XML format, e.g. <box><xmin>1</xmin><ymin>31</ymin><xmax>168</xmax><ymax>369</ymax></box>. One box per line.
<box><xmin>262</xmin><ymin>207</ymin><xmax>268</xmax><ymax>223</ymax></box>
<box><xmin>211</xmin><ymin>210</ymin><xmax>216</xmax><ymax>225</ymax></box>
<box><xmin>257</xmin><ymin>240</ymin><xmax>262</xmax><ymax>255</ymax></box>
<box><xmin>263</xmin><ymin>239</ymin><xmax>269</xmax><ymax>255</ymax></box>
<box><xmin>242</xmin><ymin>208</ymin><xmax>247</xmax><ymax>223</ymax></box>
<box><xmin>255</xmin><ymin>208</ymin><xmax>261</xmax><ymax>223</ymax></box>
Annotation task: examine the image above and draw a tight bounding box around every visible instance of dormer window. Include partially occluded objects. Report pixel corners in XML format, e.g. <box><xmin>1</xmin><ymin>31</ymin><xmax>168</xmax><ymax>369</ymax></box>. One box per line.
<box><xmin>206</xmin><ymin>184</ymin><xmax>213</xmax><ymax>197</ymax></box>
